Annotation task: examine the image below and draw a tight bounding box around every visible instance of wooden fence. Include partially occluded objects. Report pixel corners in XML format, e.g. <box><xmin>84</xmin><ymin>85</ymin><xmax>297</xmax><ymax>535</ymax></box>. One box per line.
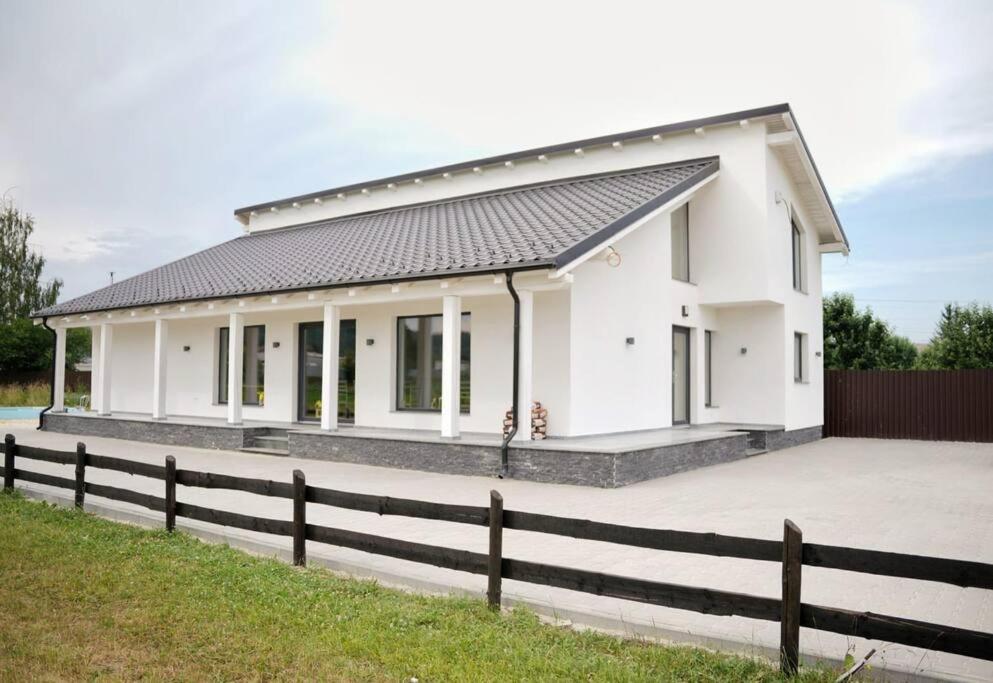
<box><xmin>824</xmin><ymin>369</ymin><xmax>993</xmax><ymax>442</ymax></box>
<box><xmin>2</xmin><ymin>434</ymin><xmax>992</xmax><ymax>674</ymax></box>
<box><xmin>0</xmin><ymin>369</ymin><xmax>91</xmax><ymax>389</ymax></box>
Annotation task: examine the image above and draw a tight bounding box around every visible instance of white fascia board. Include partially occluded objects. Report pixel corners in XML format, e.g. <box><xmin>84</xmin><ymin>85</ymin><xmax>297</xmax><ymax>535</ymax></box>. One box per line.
<box><xmin>550</xmin><ymin>170</ymin><xmax>720</xmax><ymax>278</ymax></box>
<box><xmin>46</xmin><ymin>271</ymin><xmax>567</xmax><ymax>328</ymax></box>
<box><xmin>768</xmin><ymin>124</ymin><xmax>849</xmax><ymax>255</ymax></box>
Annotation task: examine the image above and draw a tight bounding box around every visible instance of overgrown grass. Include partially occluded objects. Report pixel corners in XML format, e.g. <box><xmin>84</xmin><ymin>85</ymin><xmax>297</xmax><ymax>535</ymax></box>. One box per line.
<box><xmin>0</xmin><ymin>381</ymin><xmax>87</xmax><ymax>408</ymax></box>
<box><xmin>0</xmin><ymin>493</ymin><xmax>843</xmax><ymax>682</ymax></box>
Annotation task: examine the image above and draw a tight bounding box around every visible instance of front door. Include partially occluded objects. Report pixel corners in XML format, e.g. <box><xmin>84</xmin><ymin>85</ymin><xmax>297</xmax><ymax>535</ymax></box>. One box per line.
<box><xmin>672</xmin><ymin>326</ymin><xmax>690</xmax><ymax>425</ymax></box>
<box><xmin>298</xmin><ymin>320</ymin><xmax>356</xmax><ymax>422</ymax></box>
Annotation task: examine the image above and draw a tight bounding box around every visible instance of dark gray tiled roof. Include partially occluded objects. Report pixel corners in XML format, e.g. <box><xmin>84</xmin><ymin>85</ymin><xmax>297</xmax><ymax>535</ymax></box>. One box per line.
<box><xmin>34</xmin><ymin>158</ymin><xmax>717</xmax><ymax>317</ymax></box>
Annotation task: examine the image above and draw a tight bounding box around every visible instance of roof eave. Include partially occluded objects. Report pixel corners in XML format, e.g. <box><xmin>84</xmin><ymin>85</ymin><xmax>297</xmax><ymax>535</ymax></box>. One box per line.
<box><xmin>232</xmin><ymin>104</ymin><xmax>789</xmax><ymax>218</ymax></box>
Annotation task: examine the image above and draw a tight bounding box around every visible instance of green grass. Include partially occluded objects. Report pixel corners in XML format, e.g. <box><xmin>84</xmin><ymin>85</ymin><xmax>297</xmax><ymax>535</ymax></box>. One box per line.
<box><xmin>0</xmin><ymin>493</ymin><xmax>842</xmax><ymax>682</ymax></box>
<box><xmin>0</xmin><ymin>381</ymin><xmax>87</xmax><ymax>408</ymax></box>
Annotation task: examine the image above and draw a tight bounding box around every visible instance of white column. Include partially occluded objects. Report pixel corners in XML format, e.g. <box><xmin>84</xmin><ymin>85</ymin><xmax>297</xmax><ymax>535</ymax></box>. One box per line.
<box><xmin>441</xmin><ymin>295</ymin><xmax>462</xmax><ymax>438</ymax></box>
<box><xmin>89</xmin><ymin>326</ymin><xmax>101</xmax><ymax>411</ymax></box>
<box><xmin>53</xmin><ymin>327</ymin><xmax>66</xmax><ymax>412</ymax></box>
<box><xmin>97</xmin><ymin>323</ymin><xmax>113</xmax><ymax>415</ymax></box>
<box><xmin>152</xmin><ymin>319</ymin><xmax>168</xmax><ymax>419</ymax></box>
<box><xmin>227</xmin><ymin>312</ymin><xmax>244</xmax><ymax>425</ymax></box>
<box><xmin>320</xmin><ymin>302</ymin><xmax>340</xmax><ymax>431</ymax></box>
<box><xmin>513</xmin><ymin>290</ymin><xmax>534</xmax><ymax>442</ymax></box>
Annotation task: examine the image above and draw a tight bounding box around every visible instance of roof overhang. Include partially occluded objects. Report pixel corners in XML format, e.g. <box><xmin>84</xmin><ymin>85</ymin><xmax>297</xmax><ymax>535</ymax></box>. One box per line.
<box><xmin>767</xmin><ymin>112</ymin><xmax>849</xmax><ymax>254</ymax></box>
<box><xmin>232</xmin><ymin>104</ymin><xmax>791</xmax><ymax>223</ymax></box>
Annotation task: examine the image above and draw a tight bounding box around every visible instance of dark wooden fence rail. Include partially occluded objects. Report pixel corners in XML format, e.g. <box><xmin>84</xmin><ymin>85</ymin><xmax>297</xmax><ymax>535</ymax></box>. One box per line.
<box><xmin>3</xmin><ymin>435</ymin><xmax>993</xmax><ymax>672</ymax></box>
<box><xmin>824</xmin><ymin>369</ymin><xmax>993</xmax><ymax>442</ymax></box>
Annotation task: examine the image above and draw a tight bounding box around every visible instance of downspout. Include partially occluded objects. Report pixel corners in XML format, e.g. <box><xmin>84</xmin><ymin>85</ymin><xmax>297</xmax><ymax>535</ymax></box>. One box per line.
<box><xmin>38</xmin><ymin>317</ymin><xmax>56</xmax><ymax>430</ymax></box>
<box><xmin>499</xmin><ymin>272</ymin><xmax>520</xmax><ymax>478</ymax></box>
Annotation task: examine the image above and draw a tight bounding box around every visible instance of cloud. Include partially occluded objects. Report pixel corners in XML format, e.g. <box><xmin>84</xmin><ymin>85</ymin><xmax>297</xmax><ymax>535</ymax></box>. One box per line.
<box><xmin>289</xmin><ymin>0</ymin><xmax>993</xmax><ymax>202</ymax></box>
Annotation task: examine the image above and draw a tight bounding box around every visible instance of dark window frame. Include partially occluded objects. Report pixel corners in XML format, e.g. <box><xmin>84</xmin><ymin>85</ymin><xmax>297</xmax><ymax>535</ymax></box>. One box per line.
<box><xmin>791</xmin><ymin>218</ymin><xmax>803</xmax><ymax>292</ymax></box>
<box><xmin>704</xmin><ymin>330</ymin><xmax>713</xmax><ymax>407</ymax></box>
<box><xmin>794</xmin><ymin>332</ymin><xmax>805</xmax><ymax>383</ymax></box>
<box><xmin>218</xmin><ymin>324</ymin><xmax>266</xmax><ymax>405</ymax></box>
<box><xmin>395</xmin><ymin>312</ymin><xmax>471</xmax><ymax>414</ymax></box>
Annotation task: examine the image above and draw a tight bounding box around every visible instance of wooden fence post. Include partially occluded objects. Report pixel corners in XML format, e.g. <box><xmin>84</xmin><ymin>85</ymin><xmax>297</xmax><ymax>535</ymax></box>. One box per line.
<box><xmin>487</xmin><ymin>490</ymin><xmax>504</xmax><ymax>610</ymax></box>
<box><xmin>3</xmin><ymin>434</ymin><xmax>15</xmax><ymax>491</ymax></box>
<box><xmin>292</xmin><ymin>469</ymin><xmax>306</xmax><ymax>567</ymax></box>
<box><xmin>165</xmin><ymin>456</ymin><xmax>176</xmax><ymax>532</ymax></box>
<box><xmin>74</xmin><ymin>442</ymin><xmax>86</xmax><ymax>508</ymax></box>
<box><xmin>781</xmin><ymin>519</ymin><xmax>803</xmax><ymax>676</ymax></box>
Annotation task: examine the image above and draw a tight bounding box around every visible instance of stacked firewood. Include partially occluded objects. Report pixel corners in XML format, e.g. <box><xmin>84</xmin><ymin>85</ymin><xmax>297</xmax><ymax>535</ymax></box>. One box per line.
<box><xmin>502</xmin><ymin>401</ymin><xmax>549</xmax><ymax>440</ymax></box>
<box><xmin>531</xmin><ymin>401</ymin><xmax>548</xmax><ymax>440</ymax></box>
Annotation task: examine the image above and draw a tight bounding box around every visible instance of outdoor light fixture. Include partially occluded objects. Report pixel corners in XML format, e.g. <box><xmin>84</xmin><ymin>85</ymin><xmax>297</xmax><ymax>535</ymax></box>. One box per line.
<box><xmin>625</xmin><ymin>337</ymin><xmax>635</xmax><ymax>346</ymax></box>
<box><xmin>273</xmin><ymin>341</ymin><xmax>281</xmax><ymax>349</ymax></box>
<box><xmin>183</xmin><ymin>345</ymin><xmax>191</xmax><ymax>352</ymax></box>
<box><xmin>681</xmin><ymin>305</ymin><xmax>689</xmax><ymax>317</ymax></box>
<box><xmin>366</xmin><ymin>338</ymin><xmax>375</xmax><ymax>346</ymax></box>
<box><xmin>740</xmin><ymin>347</ymin><xmax>747</xmax><ymax>355</ymax></box>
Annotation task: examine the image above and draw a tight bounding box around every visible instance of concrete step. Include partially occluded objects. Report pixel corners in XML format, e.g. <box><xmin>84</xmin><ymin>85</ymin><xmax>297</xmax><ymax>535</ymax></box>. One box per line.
<box><xmin>251</xmin><ymin>435</ymin><xmax>289</xmax><ymax>449</ymax></box>
<box><xmin>238</xmin><ymin>447</ymin><xmax>289</xmax><ymax>457</ymax></box>
<box><xmin>744</xmin><ymin>448</ymin><xmax>768</xmax><ymax>457</ymax></box>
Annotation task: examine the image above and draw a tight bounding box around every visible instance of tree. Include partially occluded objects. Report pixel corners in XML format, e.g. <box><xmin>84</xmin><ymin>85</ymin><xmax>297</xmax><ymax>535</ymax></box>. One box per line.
<box><xmin>0</xmin><ymin>200</ymin><xmax>90</xmax><ymax>376</ymax></box>
<box><xmin>916</xmin><ymin>303</ymin><xmax>993</xmax><ymax>369</ymax></box>
<box><xmin>0</xmin><ymin>201</ymin><xmax>61</xmax><ymax>323</ymax></box>
<box><xmin>823</xmin><ymin>292</ymin><xmax>918</xmax><ymax>370</ymax></box>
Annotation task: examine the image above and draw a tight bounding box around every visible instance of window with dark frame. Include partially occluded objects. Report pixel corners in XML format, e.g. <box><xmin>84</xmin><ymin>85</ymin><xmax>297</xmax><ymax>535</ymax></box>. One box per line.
<box><xmin>794</xmin><ymin>332</ymin><xmax>805</xmax><ymax>383</ymax></box>
<box><xmin>671</xmin><ymin>203</ymin><xmax>690</xmax><ymax>282</ymax></box>
<box><xmin>704</xmin><ymin>330</ymin><xmax>713</xmax><ymax>407</ymax></box>
<box><xmin>396</xmin><ymin>313</ymin><xmax>470</xmax><ymax>413</ymax></box>
<box><xmin>791</xmin><ymin>219</ymin><xmax>803</xmax><ymax>291</ymax></box>
<box><xmin>218</xmin><ymin>325</ymin><xmax>266</xmax><ymax>405</ymax></box>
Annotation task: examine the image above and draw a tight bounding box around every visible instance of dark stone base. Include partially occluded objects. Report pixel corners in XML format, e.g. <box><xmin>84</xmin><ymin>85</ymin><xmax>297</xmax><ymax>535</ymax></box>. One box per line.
<box><xmin>765</xmin><ymin>426</ymin><xmax>823</xmax><ymax>452</ymax></box>
<box><xmin>42</xmin><ymin>412</ymin><xmax>822</xmax><ymax>488</ymax></box>
<box><xmin>42</xmin><ymin>412</ymin><xmax>267</xmax><ymax>451</ymax></box>
<box><xmin>288</xmin><ymin>431</ymin><xmax>750</xmax><ymax>488</ymax></box>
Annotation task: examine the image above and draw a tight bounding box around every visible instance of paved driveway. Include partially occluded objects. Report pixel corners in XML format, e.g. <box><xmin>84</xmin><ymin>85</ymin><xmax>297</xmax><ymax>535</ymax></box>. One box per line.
<box><xmin>5</xmin><ymin>425</ymin><xmax>992</xmax><ymax>682</ymax></box>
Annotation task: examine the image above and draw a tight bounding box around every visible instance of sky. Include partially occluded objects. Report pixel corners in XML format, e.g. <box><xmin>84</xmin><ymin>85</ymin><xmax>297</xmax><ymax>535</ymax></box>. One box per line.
<box><xmin>1</xmin><ymin>0</ymin><xmax>992</xmax><ymax>342</ymax></box>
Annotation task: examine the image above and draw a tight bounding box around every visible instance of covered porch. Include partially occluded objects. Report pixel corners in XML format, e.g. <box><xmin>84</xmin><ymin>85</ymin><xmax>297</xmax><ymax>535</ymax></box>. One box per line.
<box><xmin>46</xmin><ymin>270</ymin><xmax>568</xmax><ymax>443</ymax></box>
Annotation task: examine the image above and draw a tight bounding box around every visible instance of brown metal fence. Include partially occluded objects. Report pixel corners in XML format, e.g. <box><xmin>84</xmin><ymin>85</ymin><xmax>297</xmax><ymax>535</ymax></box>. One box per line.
<box><xmin>824</xmin><ymin>369</ymin><xmax>993</xmax><ymax>442</ymax></box>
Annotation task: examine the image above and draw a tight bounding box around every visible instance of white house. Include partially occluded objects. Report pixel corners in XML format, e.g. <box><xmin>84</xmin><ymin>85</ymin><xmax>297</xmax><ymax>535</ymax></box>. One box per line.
<box><xmin>34</xmin><ymin>104</ymin><xmax>848</xmax><ymax>487</ymax></box>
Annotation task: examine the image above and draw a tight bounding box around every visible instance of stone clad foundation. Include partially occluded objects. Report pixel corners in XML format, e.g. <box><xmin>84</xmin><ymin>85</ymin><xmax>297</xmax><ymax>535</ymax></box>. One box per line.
<box><xmin>42</xmin><ymin>412</ymin><xmax>821</xmax><ymax>488</ymax></box>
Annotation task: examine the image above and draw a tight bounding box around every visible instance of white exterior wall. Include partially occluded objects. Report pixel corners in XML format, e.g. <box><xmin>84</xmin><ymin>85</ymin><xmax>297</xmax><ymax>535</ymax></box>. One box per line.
<box><xmin>562</xmin><ymin>120</ymin><xmax>826</xmax><ymax>434</ymax></box>
<box><xmin>767</xmin><ymin>145</ymin><xmax>825</xmax><ymax>430</ymax></box>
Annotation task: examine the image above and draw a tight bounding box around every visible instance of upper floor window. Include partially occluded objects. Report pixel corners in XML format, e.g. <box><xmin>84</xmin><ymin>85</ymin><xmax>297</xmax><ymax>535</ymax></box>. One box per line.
<box><xmin>218</xmin><ymin>325</ymin><xmax>266</xmax><ymax>405</ymax></box>
<box><xmin>671</xmin><ymin>203</ymin><xmax>690</xmax><ymax>282</ymax></box>
<box><xmin>791</xmin><ymin>218</ymin><xmax>804</xmax><ymax>292</ymax></box>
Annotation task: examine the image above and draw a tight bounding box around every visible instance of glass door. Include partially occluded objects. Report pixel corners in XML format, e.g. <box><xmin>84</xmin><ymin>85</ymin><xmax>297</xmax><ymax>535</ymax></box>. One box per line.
<box><xmin>672</xmin><ymin>326</ymin><xmax>690</xmax><ymax>425</ymax></box>
<box><xmin>298</xmin><ymin>320</ymin><xmax>356</xmax><ymax>422</ymax></box>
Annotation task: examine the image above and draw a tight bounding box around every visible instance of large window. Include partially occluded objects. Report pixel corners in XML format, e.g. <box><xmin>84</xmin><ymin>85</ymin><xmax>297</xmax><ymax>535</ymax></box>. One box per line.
<box><xmin>794</xmin><ymin>332</ymin><xmax>806</xmax><ymax>383</ymax></box>
<box><xmin>396</xmin><ymin>313</ymin><xmax>470</xmax><ymax>413</ymax></box>
<box><xmin>791</xmin><ymin>219</ymin><xmax>803</xmax><ymax>291</ymax></box>
<box><xmin>671</xmin><ymin>203</ymin><xmax>690</xmax><ymax>282</ymax></box>
<box><xmin>218</xmin><ymin>325</ymin><xmax>266</xmax><ymax>405</ymax></box>
<box><xmin>704</xmin><ymin>330</ymin><xmax>713</xmax><ymax>407</ymax></box>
